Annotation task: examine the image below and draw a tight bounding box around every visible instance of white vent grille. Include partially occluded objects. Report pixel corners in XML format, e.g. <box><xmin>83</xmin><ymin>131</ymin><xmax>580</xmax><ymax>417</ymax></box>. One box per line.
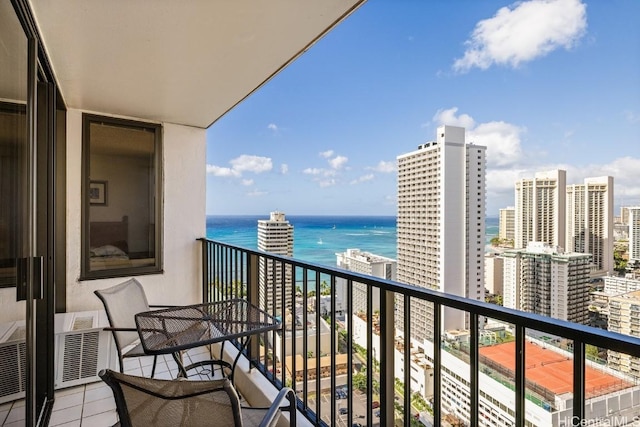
<box><xmin>0</xmin><ymin>341</ymin><xmax>26</xmax><ymax>398</ymax></box>
<box><xmin>61</xmin><ymin>331</ymin><xmax>100</xmax><ymax>382</ymax></box>
<box><xmin>54</xmin><ymin>311</ymin><xmax>114</xmax><ymax>390</ymax></box>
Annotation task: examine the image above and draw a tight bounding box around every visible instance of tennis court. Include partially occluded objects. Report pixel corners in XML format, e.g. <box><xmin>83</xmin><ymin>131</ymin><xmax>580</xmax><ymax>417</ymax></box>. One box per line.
<box><xmin>479</xmin><ymin>341</ymin><xmax>632</xmax><ymax>399</ymax></box>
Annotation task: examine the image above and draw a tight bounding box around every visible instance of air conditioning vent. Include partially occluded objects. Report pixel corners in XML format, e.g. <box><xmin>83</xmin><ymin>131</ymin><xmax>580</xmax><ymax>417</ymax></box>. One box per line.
<box><xmin>0</xmin><ymin>311</ymin><xmax>115</xmax><ymax>403</ymax></box>
<box><xmin>62</xmin><ymin>331</ymin><xmax>100</xmax><ymax>382</ymax></box>
<box><xmin>54</xmin><ymin>311</ymin><xmax>115</xmax><ymax>390</ymax></box>
<box><xmin>9</xmin><ymin>326</ymin><xmax>26</xmax><ymax>341</ymax></box>
<box><xmin>73</xmin><ymin>317</ymin><xmax>94</xmax><ymax>331</ymax></box>
<box><xmin>0</xmin><ymin>323</ymin><xmax>27</xmax><ymax>403</ymax></box>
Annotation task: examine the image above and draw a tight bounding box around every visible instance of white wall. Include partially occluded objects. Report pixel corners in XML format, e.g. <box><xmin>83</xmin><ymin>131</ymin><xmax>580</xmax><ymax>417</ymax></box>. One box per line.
<box><xmin>65</xmin><ymin>109</ymin><xmax>206</xmax><ymax>311</ymax></box>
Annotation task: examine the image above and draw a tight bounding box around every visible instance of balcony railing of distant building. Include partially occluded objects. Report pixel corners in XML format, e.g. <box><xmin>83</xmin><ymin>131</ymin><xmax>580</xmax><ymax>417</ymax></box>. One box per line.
<box><xmin>199</xmin><ymin>238</ymin><xmax>640</xmax><ymax>427</ymax></box>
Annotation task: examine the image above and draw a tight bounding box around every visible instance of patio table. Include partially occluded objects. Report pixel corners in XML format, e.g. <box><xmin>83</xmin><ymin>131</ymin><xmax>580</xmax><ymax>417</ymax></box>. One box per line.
<box><xmin>135</xmin><ymin>299</ymin><xmax>281</xmax><ymax>381</ymax></box>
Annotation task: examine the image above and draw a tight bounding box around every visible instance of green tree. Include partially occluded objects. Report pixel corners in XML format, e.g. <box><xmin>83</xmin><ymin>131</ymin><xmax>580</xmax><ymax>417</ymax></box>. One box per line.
<box><xmin>320</xmin><ymin>280</ymin><xmax>332</xmax><ymax>296</ymax></box>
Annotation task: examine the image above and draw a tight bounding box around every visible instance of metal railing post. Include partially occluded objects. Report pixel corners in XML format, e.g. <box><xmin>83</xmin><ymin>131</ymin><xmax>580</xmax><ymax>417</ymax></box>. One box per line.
<box><xmin>380</xmin><ymin>289</ymin><xmax>395</xmax><ymax>427</ymax></box>
<box><xmin>248</xmin><ymin>253</ymin><xmax>260</xmax><ymax>363</ymax></box>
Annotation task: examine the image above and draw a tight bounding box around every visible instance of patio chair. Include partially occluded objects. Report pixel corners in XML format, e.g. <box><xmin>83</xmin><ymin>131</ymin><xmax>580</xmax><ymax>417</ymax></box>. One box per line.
<box><xmin>95</xmin><ymin>278</ymin><xmax>231</xmax><ymax>379</ymax></box>
<box><xmin>94</xmin><ymin>278</ymin><xmax>162</xmax><ymax>377</ymax></box>
<box><xmin>99</xmin><ymin>369</ymin><xmax>297</xmax><ymax>427</ymax></box>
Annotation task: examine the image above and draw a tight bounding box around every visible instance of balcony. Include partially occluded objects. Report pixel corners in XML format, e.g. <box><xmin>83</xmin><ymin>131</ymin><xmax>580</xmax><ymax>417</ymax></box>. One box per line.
<box><xmin>197</xmin><ymin>239</ymin><xmax>640</xmax><ymax>426</ymax></box>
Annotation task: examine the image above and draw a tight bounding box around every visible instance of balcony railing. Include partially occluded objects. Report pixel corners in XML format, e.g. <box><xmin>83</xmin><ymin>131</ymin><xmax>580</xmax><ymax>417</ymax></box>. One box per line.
<box><xmin>199</xmin><ymin>238</ymin><xmax>640</xmax><ymax>427</ymax></box>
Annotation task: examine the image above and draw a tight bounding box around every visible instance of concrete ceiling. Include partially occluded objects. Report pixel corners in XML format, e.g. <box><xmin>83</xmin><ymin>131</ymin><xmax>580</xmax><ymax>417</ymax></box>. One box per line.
<box><xmin>29</xmin><ymin>0</ymin><xmax>365</xmax><ymax>129</ymax></box>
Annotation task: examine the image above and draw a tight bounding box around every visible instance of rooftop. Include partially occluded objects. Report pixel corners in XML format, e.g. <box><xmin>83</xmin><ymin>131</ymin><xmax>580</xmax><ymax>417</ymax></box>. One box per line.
<box><xmin>480</xmin><ymin>341</ymin><xmax>633</xmax><ymax>399</ymax></box>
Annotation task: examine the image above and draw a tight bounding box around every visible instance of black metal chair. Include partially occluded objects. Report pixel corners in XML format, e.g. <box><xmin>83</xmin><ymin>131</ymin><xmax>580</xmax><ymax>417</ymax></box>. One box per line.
<box><xmin>99</xmin><ymin>369</ymin><xmax>297</xmax><ymax>427</ymax></box>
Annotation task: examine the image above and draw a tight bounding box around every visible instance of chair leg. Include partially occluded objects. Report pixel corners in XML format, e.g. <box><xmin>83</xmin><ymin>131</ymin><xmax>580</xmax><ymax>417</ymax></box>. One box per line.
<box><xmin>151</xmin><ymin>356</ymin><xmax>157</xmax><ymax>378</ymax></box>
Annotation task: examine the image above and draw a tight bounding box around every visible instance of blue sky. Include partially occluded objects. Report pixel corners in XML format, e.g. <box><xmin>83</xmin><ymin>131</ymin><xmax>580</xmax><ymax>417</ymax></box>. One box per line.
<box><xmin>206</xmin><ymin>0</ymin><xmax>640</xmax><ymax>217</ymax></box>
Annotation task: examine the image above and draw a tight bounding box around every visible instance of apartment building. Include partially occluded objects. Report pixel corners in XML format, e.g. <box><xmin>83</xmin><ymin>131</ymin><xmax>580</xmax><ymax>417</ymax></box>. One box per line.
<box><xmin>629</xmin><ymin>207</ymin><xmax>640</xmax><ymax>264</ymax></box>
<box><xmin>484</xmin><ymin>253</ymin><xmax>504</xmax><ymax>296</ymax></box>
<box><xmin>258</xmin><ymin>211</ymin><xmax>294</xmax><ymax>314</ymax></box>
<box><xmin>566</xmin><ymin>176</ymin><xmax>614</xmax><ymax>275</ymax></box>
<box><xmin>514</xmin><ymin>170</ymin><xmax>567</xmax><ymax>249</ymax></box>
<box><xmin>498</xmin><ymin>207</ymin><xmax>515</xmax><ymax>241</ymax></box>
<box><xmin>353</xmin><ymin>312</ymin><xmax>640</xmax><ymax>427</ymax></box>
<box><xmin>397</xmin><ymin>125</ymin><xmax>486</xmax><ymax>340</ymax></box>
<box><xmin>502</xmin><ymin>242</ymin><xmax>591</xmax><ymax>324</ymax></box>
<box><xmin>336</xmin><ymin>248</ymin><xmax>396</xmax><ymax>314</ymax></box>
<box><xmin>608</xmin><ymin>290</ymin><xmax>640</xmax><ymax>380</ymax></box>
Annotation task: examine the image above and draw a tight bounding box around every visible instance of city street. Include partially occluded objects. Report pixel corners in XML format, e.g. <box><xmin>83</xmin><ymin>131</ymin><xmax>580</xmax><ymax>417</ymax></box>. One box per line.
<box><xmin>308</xmin><ymin>389</ymin><xmax>381</xmax><ymax>427</ymax></box>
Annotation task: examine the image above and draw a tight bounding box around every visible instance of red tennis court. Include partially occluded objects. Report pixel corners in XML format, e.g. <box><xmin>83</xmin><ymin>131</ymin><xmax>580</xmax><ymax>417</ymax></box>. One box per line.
<box><xmin>479</xmin><ymin>341</ymin><xmax>632</xmax><ymax>399</ymax></box>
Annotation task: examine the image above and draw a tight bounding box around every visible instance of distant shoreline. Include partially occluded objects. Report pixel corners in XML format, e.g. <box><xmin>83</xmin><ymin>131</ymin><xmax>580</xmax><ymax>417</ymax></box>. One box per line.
<box><xmin>206</xmin><ymin>214</ymin><xmax>499</xmax><ymax>220</ymax></box>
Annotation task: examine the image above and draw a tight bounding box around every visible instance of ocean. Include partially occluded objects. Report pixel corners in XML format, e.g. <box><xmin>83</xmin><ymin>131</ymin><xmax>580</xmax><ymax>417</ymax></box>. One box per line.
<box><xmin>206</xmin><ymin>215</ymin><xmax>499</xmax><ymax>267</ymax></box>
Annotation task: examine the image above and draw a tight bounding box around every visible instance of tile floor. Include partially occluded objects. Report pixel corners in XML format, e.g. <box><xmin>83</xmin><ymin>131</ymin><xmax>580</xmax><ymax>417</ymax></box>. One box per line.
<box><xmin>0</xmin><ymin>346</ymin><xmax>216</xmax><ymax>427</ymax></box>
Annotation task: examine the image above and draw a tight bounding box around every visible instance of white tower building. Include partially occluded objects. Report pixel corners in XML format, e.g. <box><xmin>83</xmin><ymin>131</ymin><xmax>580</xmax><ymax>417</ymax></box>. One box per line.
<box><xmin>498</xmin><ymin>207</ymin><xmax>515</xmax><ymax>242</ymax></box>
<box><xmin>628</xmin><ymin>207</ymin><xmax>640</xmax><ymax>265</ymax></box>
<box><xmin>257</xmin><ymin>211</ymin><xmax>294</xmax><ymax>314</ymax></box>
<box><xmin>514</xmin><ymin>170</ymin><xmax>567</xmax><ymax>249</ymax></box>
<box><xmin>397</xmin><ymin>125</ymin><xmax>485</xmax><ymax>341</ymax></box>
<box><xmin>566</xmin><ymin>176</ymin><xmax>614</xmax><ymax>275</ymax></box>
<box><xmin>336</xmin><ymin>248</ymin><xmax>397</xmax><ymax>314</ymax></box>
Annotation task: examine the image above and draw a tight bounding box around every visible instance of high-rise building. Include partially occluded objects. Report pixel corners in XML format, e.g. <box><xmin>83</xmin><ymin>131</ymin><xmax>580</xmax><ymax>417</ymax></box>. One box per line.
<box><xmin>629</xmin><ymin>207</ymin><xmax>640</xmax><ymax>264</ymax></box>
<box><xmin>336</xmin><ymin>248</ymin><xmax>396</xmax><ymax>314</ymax></box>
<box><xmin>622</xmin><ymin>207</ymin><xmax>631</xmax><ymax>225</ymax></box>
<box><xmin>608</xmin><ymin>290</ymin><xmax>640</xmax><ymax>380</ymax></box>
<box><xmin>498</xmin><ymin>206</ymin><xmax>515</xmax><ymax>241</ymax></box>
<box><xmin>257</xmin><ymin>211</ymin><xmax>294</xmax><ymax>314</ymax></box>
<box><xmin>397</xmin><ymin>125</ymin><xmax>486</xmax><ymax>341</ymax></box>
<box><xmin>566</xmin><ymin>176</ymin><xmax>614</xmax><ymax>275</ymax></box>
<box><xmin>514</xmin><ymin>170</ymin><xmax>566</xmax><ymax>249</ymax></box>
<box><xmin>484</xmin><ymin>254</ymin><xmax>504</xmax><ymax>296</ymax></box>
<box><xmin>501</xmin><ymin>242</ymin><xmax>591</xmax><ymax>324</ymax></box>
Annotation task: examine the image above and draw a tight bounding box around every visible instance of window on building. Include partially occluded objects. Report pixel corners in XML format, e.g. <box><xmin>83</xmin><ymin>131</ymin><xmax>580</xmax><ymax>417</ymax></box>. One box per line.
<box><xmin>81</xmin><ymin>114</ymin><xmax>162</xmax><ymax>279</ymax></box>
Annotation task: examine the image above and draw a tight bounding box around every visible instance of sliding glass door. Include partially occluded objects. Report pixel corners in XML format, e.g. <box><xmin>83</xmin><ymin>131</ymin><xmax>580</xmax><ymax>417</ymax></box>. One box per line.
<box><xmin>0</xmin><ymin>3</ymin><xmax>55</xmax><ymax>426</ymax></box>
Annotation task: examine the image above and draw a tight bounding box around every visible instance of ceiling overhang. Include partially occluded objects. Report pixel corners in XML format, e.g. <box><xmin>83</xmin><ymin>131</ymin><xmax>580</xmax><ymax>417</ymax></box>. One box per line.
<box><xmin>29</xmin><ymin>0</ymin><xmax>366</xmax><ymax>128</ymax></box>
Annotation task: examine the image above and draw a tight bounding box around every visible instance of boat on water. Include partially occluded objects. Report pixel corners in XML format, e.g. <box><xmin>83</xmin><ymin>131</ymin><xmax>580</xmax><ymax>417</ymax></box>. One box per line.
<box><xmin>318</xmin><ymin>238</ymin><xmax>323</xmax><ymax>244</ymax></box>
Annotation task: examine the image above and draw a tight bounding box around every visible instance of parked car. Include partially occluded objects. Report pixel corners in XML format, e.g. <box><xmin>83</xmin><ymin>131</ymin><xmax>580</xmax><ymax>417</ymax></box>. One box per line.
<box><xmin>339</xmin><ymin>407</ymin><xmax>348</xmax><ymax>415</ymax></box>
<box><xmin>375</xmin><ymin>410</ymin><xmax>381</xmax><ymax>418</ymax></box>
<box><xmin>372</xmin><ymin>401</ymin><xmax>380</xmax><ymax>409</ymax></box>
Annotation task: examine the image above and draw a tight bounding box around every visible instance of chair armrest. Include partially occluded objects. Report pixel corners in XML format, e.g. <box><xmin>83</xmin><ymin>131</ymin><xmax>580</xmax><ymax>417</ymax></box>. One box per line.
<box><xmin>103</xmin><ymin>327</ymin><xmax>137</xmax><ymax>332</ymax></box>
<box><xmin>149</xmin><ymin>304</ymin><xmax>178</xmax><ymax>308</ymax></box>
<box><xmin>258</xmin><ymin>387</ymin><xmax>297</xmax><ymax>427</ymax></box>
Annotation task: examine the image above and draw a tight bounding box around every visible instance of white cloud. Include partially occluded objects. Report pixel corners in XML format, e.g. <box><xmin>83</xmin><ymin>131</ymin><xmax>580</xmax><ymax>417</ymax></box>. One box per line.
<box><xmin>453</xmin><ymin>0</ymin><xmax>587</xmax><ymax>72</ymax></box>
<box><xmin>229</xmin><ymin>155</ymin><xmax>272</xmax><ymax>173</ymax></box>
<box><xmin>207</xmin><ymin>154</ymin><xmax>272</xmax><ymax>181</ymax></box>
<box><xmin>571</xmin><ymin>157</ymin><xmax>640</xmax><ymax>204</ymax></box>
<box><xmin>367</xmin><ymin>160</ymin><xmax>396</xmax><ymax>173</ymax></box>
<box><xmin>319</xmin><ymin>179</ymin><xmax>336</xmax><ymax>188</ymax></box>
<box><xmin>329</xmin><ymin>155</ymin><xmax>348</xmax><ymax>170</ymax></box>
<box><xmin>280</xmin><ymin>164</ymin><xmax>289</xmax><ymax>174</ymax></box>
<box><xmin>305</xmin><ymin>151</ymin><xmax>348</xmax><ymax>187</ymax></box>
<box><xmin>303</xmin><ymin>168</ymin><xmax>322</xmax><ymax>175</ymax></box>
<box><xmin>247</xmin><ymin>190</ymin><xmax>267</xmax><ymax>197</ymax></box>
<box><xmin>433</xmin><ymin>107</ymin><xmax>476</xmax><ymax>129</ymax></box>
<box><xmin>206</xmin><ymin>165</ymin><xmax>240</xmax><ymax>177</ymax></box>
<box><xmin>241</xmin><ymin>179</ymin><xmax>254</xmax><ymax>186</ymax></box>
<box><xmin>350</xmin><ymin>174</ymin><xmax>375</xmax><ymax>185</ymax></box>
<box><xmin>433</xmin><ymin>107</ymin><xmax>524</xmax><ymax>168</ymax></box>
<box><xmin>469</xmin><ymin>121</ymin><xmax>524</xmax><ymax>167</ymax></box>
<box><xmin>267</xmin><ymin>123</ymin><xmax>278</xmax><ymax>131</ymax></box>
